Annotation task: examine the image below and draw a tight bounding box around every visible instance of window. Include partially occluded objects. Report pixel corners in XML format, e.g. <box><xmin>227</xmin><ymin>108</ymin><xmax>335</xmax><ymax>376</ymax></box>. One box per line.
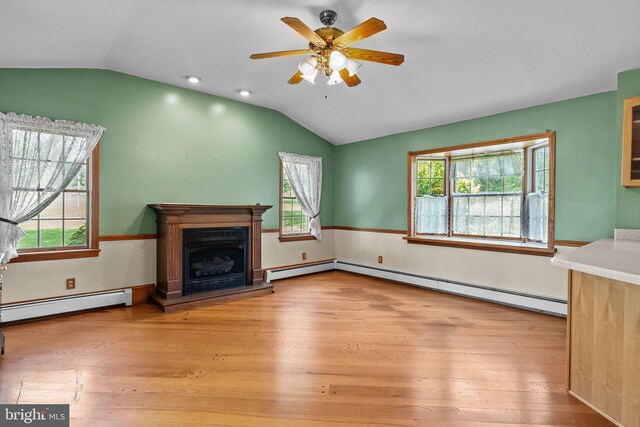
<box><xmin>533</xmin><ymin>145</ymin><xmax>550</xmax><ymax>192</ymax></box>
<box><xmin>417</xmin><ymin>159</ymin><xmax>446</xmax><ymax>197</ymax></box>
<box><xmin>279</xmin><ymin>161</ymin><xmax>313</xmax><ymax>241</ymax></box>
<box><xmin>407</xmin><ymin>132</ymin><xmax>555</xmax><ymax>256</ymax></box>
<box><xmin>18</xmin><ymin>160</ymin><xmax>90</xmax><ymax>250</ymax></box>
<box><xmin>13</xmin><ymin>144</ymin><xmax>100</xmax><ymax>263</ymax></box>
<box><xmin>450</xmin><ymin>151</ymin><xmax>523</xmax><ymax>238</ymax></box>
<box><xmin>523</xmin><ymin>141</ymin><xmax>551</xmax><ymax>244</ymax></box>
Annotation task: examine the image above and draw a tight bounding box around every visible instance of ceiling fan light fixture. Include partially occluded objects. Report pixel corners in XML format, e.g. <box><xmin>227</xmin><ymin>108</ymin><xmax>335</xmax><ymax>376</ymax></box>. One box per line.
<box><xmin>298</xmin><ymin>56</ymin><xmax>318</xmax><ymax>76</ymax></box>
<box><xmin>329</xmin><ymin>50</ymin><xmax>347</xmax><ymax>71</ymax></box>
<box><xmin>327</xmin><ymin>70</ymin><xmax>343</xmax><ymax>85</ymax></box>
<box><xmin>345</xmin><ymin>59</ymin><xmax>362</xmax><ymax>76</ymax></box>
<box><xmin>250</xmin><ymin>11</ymin><xmax>404</xmax><ymax>88</ymax></box>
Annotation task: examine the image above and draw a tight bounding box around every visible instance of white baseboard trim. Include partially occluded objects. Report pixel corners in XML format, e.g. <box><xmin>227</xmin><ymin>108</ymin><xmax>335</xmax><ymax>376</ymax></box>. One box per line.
<box><xmin>265</xmin><ymin>259</ymin><xmax>566</xmax><ymax>316</ymax></box>
<box><xmin>1</xmin><ymin>289</ymin><xmax>133</xmax><ymax>323</ymax></box>
<box><xmin>335</xmin><ymin>261</ymin><xmax>567</xmax><ymax>317</ymax></box>
<box><xmin>265</xmin><ymin>260</ymin><xmax>337</xmax><ymax>283</ymax></box>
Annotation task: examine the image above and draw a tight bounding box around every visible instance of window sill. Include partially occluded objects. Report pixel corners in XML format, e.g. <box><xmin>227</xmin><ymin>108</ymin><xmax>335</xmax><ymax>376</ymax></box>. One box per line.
<box><xmin>11</xmin><ymin>248</ymin><xmax>101</xmax><ymax>263</ymax></box>
<box><xmin>404</xmin><ymin>236</ymin><xmax>556</xmax><ymax>257</ymax></box>
<box><xmin>278</xmin><ymin>234</ymin><xmax>317</xmax><ymax>243</ymax></box>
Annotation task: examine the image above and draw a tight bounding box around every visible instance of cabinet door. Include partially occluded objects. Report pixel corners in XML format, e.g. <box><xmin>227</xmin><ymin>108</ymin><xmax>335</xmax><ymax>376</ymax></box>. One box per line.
<box><xmin>622</xmin><ymin>96</ymin><xmax>640</xmax><ymax>187</ymax></box>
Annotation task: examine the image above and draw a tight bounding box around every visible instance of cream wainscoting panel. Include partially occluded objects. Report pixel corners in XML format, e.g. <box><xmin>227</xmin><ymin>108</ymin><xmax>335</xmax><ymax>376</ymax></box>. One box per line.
<box><xmin>262</xmin><ymin>230</ymin><xmax>335</xmax><ymax>269</ymax></box>
<box><xmin>334</xmin><ymin>230</ymin><xmax>576</xmax><ymax>300</ymax></box>
<box><xmin>3</xmin><ymin>231</ymin><xmax>336</xmax><ymax>304</ymax></box>
<box><xmin>3</xmin><ymin>240</ymin><xmax>157</xmax><ymax>304</ymax></box>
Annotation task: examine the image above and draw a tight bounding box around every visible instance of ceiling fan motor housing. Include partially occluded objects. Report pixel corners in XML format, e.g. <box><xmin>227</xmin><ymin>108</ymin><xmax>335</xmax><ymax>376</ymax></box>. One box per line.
<box><xmin>319</xmin><ymin>10</ymin><xmax>337</xmax><ymax>27</ymax></box>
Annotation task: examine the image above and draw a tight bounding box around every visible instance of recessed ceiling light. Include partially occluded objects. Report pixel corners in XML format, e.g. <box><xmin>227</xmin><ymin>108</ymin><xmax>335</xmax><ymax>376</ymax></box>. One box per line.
<box><xmin>186</xmin><ymin>75</ymin><xmax>201</xmax><ymax>84</ymax></box>
<box><xmin>238</xmin><ymin>89</ymin><xmax>252</xmax><ymax>97</ymax></box>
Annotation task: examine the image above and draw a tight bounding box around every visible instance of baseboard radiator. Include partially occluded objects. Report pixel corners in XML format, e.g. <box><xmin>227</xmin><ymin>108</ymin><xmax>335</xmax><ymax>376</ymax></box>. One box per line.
<box><xmin>265</xmin><ymin>260</ymin><xmax>336</xmax><ymax>283</ymax></box>
<box><xmin>335</xmin><ymin>261</ymin><xmax>567</xmax><ymax>316</ymax></box>
<box><xmin>1</xmin><ymin>289</ymin><xmax>133</xmax><ymax>323</ymax></box>
<box><xmin>266</xmin><ymin>259</ymin><xmax>566</xmax><ymax>317</ymax></box>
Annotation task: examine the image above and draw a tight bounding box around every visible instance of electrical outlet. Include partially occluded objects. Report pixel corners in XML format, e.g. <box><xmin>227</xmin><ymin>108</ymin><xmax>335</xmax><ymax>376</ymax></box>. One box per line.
<box><xmin>66</xmin><ymin>278</ymin><xmax>76</xmax><ymax>290</ymax></box>
<box><xmin>302</xmin><ymin>252</ymin><xmax>307</xmax><ymax>260</ymax></box>
<box><xmin>378</xmin><ymin>256</ymin><xmax>383</xmax><ymax>264</ymax></box>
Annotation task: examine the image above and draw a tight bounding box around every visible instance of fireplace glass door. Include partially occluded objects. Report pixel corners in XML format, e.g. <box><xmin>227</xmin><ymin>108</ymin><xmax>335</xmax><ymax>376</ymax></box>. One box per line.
<box><xmin>182</xmin><ymin>227</ymin><xmax>249</xmax><ymax>295</ymax></box>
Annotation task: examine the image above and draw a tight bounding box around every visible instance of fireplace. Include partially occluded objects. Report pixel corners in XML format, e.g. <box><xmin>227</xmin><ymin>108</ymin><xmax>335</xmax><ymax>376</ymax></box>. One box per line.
<box><xmin>183</xmin><ymin>227</ymin><xmax>249</xmax><ymax>295</ymax></box>
<box><xmin>148</xmin><ymin>204</ymin><xmax>272</xmax><ymax>312</ymax></box>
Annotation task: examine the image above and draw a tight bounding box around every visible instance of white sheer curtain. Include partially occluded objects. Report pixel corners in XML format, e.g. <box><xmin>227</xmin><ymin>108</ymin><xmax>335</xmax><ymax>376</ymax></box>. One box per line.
<box><xmin>522</xmin><ymin>191</ymin><xmax>548</xmax><ymax>243</ymax></box>
<box><xmin>415</xmin><ymin>196</ymin><xmax>448</xmax><ymax>234</ymax></box>
<box><xmin>0</xmin><ymin>112</ymin><xmax>105</xmax><ymax>263</ymax></box>
<box><xmin>278</xmin><ymin>152</ymin><xmax>323</xmax><ymax>240</ymax></box>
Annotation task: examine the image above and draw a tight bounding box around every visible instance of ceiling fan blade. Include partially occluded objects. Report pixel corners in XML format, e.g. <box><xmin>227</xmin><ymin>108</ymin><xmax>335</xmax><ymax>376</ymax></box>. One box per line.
<box><xmin>250</xmin><ymin>49</ymin><xmax>310</xmax><ymax>60</ymax></box>
<box><xmin>288</xmin><ymin>71</ymin><xmax>304</xmax><ymax>85</ymax></box>
<box><xmin>333</xmin><ymin>18</ymin><xmax>387</xmax><ymax>47</ymax></box>
<box><xmin>281</xmin><ymin>17</ymin><xmax>327</xmax><ymax>48</ymax></box>
<box><xmin>346</xmin><ymin>48</ymin><xmax>404</xmax><ymax>66</ymax></box>
<box><xmin>339</xmin><ymin>69</ymin><xmax>361</xmax><ymax>87</ymax></box>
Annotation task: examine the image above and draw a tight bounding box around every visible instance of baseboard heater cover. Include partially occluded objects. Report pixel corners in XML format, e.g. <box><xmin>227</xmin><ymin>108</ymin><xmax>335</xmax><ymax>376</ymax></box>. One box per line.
<box><xmin>1</xmin><ymin>289</ymin><xmax>133</xmax><ymax>323</ymax></box>
<box><xmin>265</xmin><ymin>260</ymin><xmax>336</xmax><ymax>283</ymax></box>
<box><xmin>335</xmin><ymin>261</ymin><xmax>567</xmax><ymax>317</ymax></box>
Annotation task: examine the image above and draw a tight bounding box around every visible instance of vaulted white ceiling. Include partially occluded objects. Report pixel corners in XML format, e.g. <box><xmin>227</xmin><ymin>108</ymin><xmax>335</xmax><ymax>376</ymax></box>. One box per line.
<box><xmin>2</xmin><ymin>0</ymin><xmax>640</xmax><ymax>144</ymax></box>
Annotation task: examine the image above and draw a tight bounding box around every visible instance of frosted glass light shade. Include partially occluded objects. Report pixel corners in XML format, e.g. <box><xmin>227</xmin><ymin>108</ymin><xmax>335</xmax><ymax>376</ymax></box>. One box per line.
<box><xmin>302</xmin><ymin>69</ymin><xmax>318</xmax><ymax>84</ymax></box>
<box><xmin>298</xmin><ymin>57</ymin><xmax>318</xmax><ymax>76</ymax></box>
<box><xmin>345</xmin><ymin>59</ymin><xmax>362</xmax><ymax>76</ymax></box>
<box><xmin>329</xmin><ymin>50</ymin><xmax>347</xmax><ymax>71</ymax></box>
<box><xmin>327</xmin><ymin>70</ymin><xmax>343</xmax><ymax>85</ymax></box>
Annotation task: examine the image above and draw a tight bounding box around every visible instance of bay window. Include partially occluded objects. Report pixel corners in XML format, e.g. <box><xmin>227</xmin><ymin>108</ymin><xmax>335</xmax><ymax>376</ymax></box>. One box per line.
<box><xmin>407</xmin><ymin>132</ymin><xmax>555</xmax><ymax>256</ymax></box>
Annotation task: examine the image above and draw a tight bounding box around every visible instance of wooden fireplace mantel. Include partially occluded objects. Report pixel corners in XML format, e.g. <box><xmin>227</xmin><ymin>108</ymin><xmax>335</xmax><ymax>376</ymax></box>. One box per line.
<box><xmin>148</xmin><ymin>204</ymin><xmax>273</xmax><ymax>312</ymax></box>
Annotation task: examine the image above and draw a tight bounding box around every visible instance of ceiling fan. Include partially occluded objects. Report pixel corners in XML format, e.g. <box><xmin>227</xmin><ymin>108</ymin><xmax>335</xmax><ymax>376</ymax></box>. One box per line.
<box><xmin>250</xmin><ymin>10</ymin><xmax>404</xmax><ymax>87</ymax></box>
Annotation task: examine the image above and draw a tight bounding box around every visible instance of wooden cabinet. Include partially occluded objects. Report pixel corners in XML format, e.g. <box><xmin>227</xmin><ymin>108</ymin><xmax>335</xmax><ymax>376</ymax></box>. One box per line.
<box><xmin>622</xmin><ymin>96</ymin><xmax>640</xmax><ymax>187</ymax></box>
<box><xmin>567</xmin><ymin>270</ymin><xmax>640</xmax><ymax>426</ymax></box>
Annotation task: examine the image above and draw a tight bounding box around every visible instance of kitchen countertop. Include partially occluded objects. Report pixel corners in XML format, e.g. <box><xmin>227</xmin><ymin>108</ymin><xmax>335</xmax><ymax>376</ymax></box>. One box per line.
<box><xmin>551</xmin><ymin>238</ymin><xmax>640</xmax><ymax>286</ymax></box>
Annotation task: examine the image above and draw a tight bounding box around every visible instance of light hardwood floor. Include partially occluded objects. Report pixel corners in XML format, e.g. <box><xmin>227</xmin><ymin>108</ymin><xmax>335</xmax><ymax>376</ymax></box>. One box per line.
<box><xmin>0</xmin><ymin>271</ymin><xmax>612</xmax><ymax>426</ymax></box>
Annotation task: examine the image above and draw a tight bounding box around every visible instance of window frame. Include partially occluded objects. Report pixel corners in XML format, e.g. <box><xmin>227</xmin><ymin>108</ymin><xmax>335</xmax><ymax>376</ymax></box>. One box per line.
<box><xmin>12</xmin><ymin>143</ymin><xmax>100</xmax><ymax>263</ymax></box>
<box><xmin>278</xmin><ymin>160</ymin><xmax>315</xmax><ymax>242</ymax></box>
<box><xmin>406</xmin><ymin>132</ymin><xmax>556</xmax><ymax>257</ymax></box>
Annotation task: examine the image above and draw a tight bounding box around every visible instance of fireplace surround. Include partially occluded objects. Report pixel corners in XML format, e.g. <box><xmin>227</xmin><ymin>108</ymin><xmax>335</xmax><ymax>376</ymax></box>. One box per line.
<box><xmin>148</xmin><ymin>204</ymin><xmax>272</xmax><ymax>312</ymax></box>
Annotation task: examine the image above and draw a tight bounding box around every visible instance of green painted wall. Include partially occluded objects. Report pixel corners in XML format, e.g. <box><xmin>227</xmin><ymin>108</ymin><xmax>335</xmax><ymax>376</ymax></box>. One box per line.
<box><xmin>335</xmin><ymin>92</ymin><xmax>618</xmax><ymax>241</ymax></box>
<box><xmin>615</xmin><ymin>68</ymin><xmax>640</xmax><ymax>229</ymax></box>
<box><xmin>2</xmin><ymin>68</ymin><xmax>634</xmax><ymax>242</ymax></box>
<box><xmin>0</xmin><ymin>69</ymin><xmax>335</xmax><ymax>234</ymax></box>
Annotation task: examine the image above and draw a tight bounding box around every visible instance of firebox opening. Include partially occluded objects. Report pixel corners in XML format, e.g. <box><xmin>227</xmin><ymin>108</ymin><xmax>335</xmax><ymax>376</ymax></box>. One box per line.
<box><xmin>182</xmin><ymin>227</ymin><xmax>249</xmax><ymax>295</ymax></box>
